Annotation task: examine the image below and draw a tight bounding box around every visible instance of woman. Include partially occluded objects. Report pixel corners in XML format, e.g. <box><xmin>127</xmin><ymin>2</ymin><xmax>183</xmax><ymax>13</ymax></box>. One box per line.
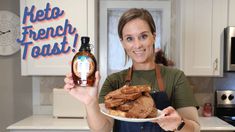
<box><xmin>64</xmin><ymin>8</ymin><xmax>200</xmax><ymax>132</ymax></box>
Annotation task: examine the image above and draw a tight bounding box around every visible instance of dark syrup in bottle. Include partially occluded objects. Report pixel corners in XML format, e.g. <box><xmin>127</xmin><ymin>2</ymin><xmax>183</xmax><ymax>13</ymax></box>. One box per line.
<box><xmin>71</xmin><ymin>37</ymin><xmax>97</xmax><ymax>86</ymax></box>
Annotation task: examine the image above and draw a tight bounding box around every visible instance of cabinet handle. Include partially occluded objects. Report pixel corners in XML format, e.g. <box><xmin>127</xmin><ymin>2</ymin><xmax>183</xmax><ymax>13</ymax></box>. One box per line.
<box><xmin>213</xmin><ymin>58</ymin><xmax>218</xmax><ymax>71</ymax></box>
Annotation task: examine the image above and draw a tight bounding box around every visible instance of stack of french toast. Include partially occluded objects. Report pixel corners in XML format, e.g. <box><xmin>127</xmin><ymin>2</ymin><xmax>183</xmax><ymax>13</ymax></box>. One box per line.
<box><xmin>104</xmin><ymin>85</ymin><xmax>157</xmax><ymax>118</ymax></box>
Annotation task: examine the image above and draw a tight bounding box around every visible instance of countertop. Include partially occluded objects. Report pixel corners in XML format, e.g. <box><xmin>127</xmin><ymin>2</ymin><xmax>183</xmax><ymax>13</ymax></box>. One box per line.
<box><xmin>7</xmin><ymin>115</ymin><xmax>235</xmax><ymax>131</ymax></box>
<box><xmin>7</xmin><ymin>115</ymin><xmax>89</xmax><ymax>130</ymax></box>
<box><xmin>199</xmin><ymin>117</ymin><xmax>235</xmax><ymax>131</ymax></box>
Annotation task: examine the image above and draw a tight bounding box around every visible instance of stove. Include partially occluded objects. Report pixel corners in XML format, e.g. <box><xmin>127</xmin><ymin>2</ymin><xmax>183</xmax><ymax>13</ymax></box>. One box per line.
<box><xmin>214</xmin><ymin>90</ymin><xmax>235</xmax><ymax>126</ymax></box>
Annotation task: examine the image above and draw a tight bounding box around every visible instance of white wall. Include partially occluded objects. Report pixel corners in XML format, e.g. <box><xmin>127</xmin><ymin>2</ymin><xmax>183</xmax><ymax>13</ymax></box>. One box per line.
<box><xmin>0</xmin><ymin>0</ymin><xmax>32</xmax><ymax>131</ymax></box>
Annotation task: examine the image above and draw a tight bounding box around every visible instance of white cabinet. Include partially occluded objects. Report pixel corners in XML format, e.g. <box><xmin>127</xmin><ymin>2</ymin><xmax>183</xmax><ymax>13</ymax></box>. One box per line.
<box><xmin>228</xmin><ymin>0</ymin><xmax>235</xmax><ymax>26</ymax></box>
<box><xmin>19</xmin><ymin>0</ymin><xmax>97</xmax><ymax>75</ymax></box>
<box><xmin>179</xmin><ymin>0</ymin><xmax>227</xmax><ymax>76</ymax></box>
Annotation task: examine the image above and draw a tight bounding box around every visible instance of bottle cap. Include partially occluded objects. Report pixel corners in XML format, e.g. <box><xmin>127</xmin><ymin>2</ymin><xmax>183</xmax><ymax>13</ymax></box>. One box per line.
<box><xmin>79</xmin><ymin>36</ymin><xmax>91</xmax><ymax>52</ymax></box>
<box><xmin>81</xmin><ymin>37</ymin><xmax>90</xmax><ymax>44</ymax></box>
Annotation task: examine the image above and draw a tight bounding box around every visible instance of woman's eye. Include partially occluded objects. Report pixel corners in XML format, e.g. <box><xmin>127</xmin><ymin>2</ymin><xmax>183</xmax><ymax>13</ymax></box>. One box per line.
<box><xmin>140</xmin><ymin>34</ymin><xmax>148</xmax><ymax>40</ymax></box>
<box><xmin>126</xmin><ymin>37</ymin><xmax>133</xmax><ymax>42</ymax></box>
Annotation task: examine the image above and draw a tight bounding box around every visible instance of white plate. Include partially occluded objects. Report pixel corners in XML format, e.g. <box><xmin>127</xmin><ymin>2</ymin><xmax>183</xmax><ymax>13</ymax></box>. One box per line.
<box><xmin>99</xmin><ymin>103</ymin><xmax>164</xmax><ymax>122</ymax></box>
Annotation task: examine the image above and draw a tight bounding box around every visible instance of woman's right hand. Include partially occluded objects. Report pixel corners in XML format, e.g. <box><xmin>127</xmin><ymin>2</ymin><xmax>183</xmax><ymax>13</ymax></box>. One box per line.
<box><xmin>64</xmin><ymin>71</ymin><xmax>100</xmax><ymax>105</ymax></box>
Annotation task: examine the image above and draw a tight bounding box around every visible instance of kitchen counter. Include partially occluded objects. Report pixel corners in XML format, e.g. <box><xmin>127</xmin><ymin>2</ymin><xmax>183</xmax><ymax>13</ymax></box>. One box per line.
<box><xmin>199</xmin><ymin>117</ymin><xmax>235</xmax><ymax>131</ymax></box>
<box><xmin>7</xmin><ymin>115</ymin><xmax>89</xmax><ymax>132</ymax></box>
<box><xmin>7</xmin><ymin>115</ymin><xmax>235</xmax><ymax>132</ymax></box>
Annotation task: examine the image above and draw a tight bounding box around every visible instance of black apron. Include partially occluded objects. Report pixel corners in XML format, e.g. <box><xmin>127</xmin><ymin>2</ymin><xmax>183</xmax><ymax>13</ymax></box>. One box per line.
<box><xmin>113</xmin><ymin>65</ymin><xmax>171</xmax><ymax>132</ymax></box>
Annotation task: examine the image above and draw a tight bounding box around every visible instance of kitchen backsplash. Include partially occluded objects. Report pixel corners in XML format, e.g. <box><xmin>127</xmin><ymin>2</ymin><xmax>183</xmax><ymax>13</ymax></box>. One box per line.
<box><xmin>40</xmin><ymin>76</ymin><xmax>64</xmax><ymax>105</ymax></box>
<box><xmin>39</xmin><ymin>76</ymin><xmax>215</xmax><ymax>105</ymax></box>
<box><xmin>187</xmin><ymin>77</ymin><xmax>214</xmax><ymax>116</ymax></box>
<box><xmin>214</xmin><ymin>72</ymin><xmax>235</xmax><ymax>90</ymax></box>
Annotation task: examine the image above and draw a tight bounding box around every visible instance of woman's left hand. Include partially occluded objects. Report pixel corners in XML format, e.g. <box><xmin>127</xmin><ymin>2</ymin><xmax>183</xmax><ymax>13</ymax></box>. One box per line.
<box><xmin>152</xmin><ymin>106</ymin><xmax>182</xmax><ymax>131</ymax></box>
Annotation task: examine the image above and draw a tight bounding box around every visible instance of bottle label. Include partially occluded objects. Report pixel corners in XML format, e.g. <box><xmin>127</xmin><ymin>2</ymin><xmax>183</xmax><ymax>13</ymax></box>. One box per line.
<box><xmin>73</xmin><ymin>55</ymin><xmax>95</xmax><ymax>83</ymax></box>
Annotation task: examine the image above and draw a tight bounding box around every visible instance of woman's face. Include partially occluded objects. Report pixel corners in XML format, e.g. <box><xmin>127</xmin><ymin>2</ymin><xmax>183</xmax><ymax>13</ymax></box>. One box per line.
<box><xmin>121</xmin><ymin>18</ymin><xmax>156</xmax><ymax>64</ymax></box>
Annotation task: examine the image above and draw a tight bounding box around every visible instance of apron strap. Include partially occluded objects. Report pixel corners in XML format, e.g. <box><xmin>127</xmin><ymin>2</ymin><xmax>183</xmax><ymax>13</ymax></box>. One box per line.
<box><xmin>124</xmin><ymin>64</ymin><xmax>165</xmax><ymax>91</ymax></box>
<box><xmin>124</xmin><ymin>67</ymin><xmax>132</xmax><ymax>86</ymax></box>
<box><xmin>155</xmin><ymin>64</ymin><xmax>164</xmax><ymax>92</ymax></box>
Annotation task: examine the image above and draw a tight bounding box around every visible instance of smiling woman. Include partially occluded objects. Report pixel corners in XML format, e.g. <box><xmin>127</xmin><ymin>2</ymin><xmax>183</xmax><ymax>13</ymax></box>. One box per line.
<box><xmin>99</xmin><ymin>0</ymin><xmax>171</xmax><ymax>87</ymax></box>
<box><xmin>64</xmin><ymin>6</ymin><xmax>200</xmax><ymax>132</ymax></box>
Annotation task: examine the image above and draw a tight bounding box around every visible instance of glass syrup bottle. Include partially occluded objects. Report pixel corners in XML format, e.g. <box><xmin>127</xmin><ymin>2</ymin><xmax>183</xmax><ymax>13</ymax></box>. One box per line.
<box><xmin>71</xmin><ymin>37</ymin><xmax>97</xmax><ymax>86</ymax></box>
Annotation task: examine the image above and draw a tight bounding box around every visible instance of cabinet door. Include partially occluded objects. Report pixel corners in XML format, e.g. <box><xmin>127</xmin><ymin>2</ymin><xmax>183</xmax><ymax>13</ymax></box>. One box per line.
<box><xmin>20</xmin><ymin>0</ymin><xmax>97</xmax><ymax>75</ymax></box>
<box><xmin>180</xmin><ymin>0</ymin><xmax>227</xmax><ymax>76</ymax></box>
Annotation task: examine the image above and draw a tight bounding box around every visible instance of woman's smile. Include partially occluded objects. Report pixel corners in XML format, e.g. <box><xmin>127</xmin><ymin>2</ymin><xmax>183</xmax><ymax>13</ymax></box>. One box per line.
<box><xmin>133</xmin><ymin>49</ymin><xmax>145</xmax><ymax>56</ymax></box>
